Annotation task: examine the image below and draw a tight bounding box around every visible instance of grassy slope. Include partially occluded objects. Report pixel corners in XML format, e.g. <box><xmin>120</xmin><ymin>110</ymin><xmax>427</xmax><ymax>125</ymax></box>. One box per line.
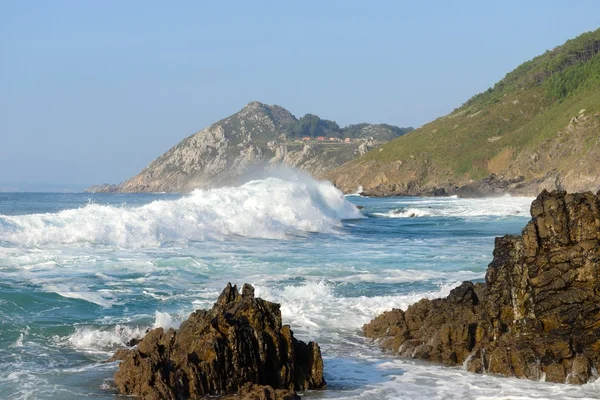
<box><xmin>329</xmin><ymin>28</ymin><xmax>600</xmax><ymax>194</ymax></box>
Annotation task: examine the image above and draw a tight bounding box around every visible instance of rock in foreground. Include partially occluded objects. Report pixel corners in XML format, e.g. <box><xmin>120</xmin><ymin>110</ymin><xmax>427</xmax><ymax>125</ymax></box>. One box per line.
<box><xmin>112</xmin><ymin>283</ymin><xmax>325</xmax><ymax>399</ymax></box>
<box><xmin>364</xmin><ymin>190</ymin><xmax>600</xmax><ymax>384</ymax></box>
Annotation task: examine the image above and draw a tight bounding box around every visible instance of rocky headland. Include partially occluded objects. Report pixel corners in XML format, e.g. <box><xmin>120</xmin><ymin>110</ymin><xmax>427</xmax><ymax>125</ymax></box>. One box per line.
<box><xmin>89</xmin><ymin>102</ymin><xmax>411</xmax><ymax>193</ymax></box>
<box><xmin>109</xmin><ymin>283</ymin><xmax>325</xmax><ymax>399</ymax></box>
<box><xmin>364</xmin><ymin>189</ymin><xmax>600</xmax><ymax>384</ymax></box>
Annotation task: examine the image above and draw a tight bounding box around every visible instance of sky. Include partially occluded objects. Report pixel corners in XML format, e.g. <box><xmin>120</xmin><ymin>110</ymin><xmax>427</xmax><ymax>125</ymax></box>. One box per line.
<box><xmin>1</xmin><ymin>1</ymin><xmax>599</xmax><ymax>186</ymax></box>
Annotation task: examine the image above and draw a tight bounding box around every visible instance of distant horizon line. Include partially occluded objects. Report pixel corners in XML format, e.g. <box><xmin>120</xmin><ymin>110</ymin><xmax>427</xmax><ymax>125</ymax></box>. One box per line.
<box><xmin>0</xmin><ymin>182</ymin><xmax>92</xmax><ymax>192</ymax></box>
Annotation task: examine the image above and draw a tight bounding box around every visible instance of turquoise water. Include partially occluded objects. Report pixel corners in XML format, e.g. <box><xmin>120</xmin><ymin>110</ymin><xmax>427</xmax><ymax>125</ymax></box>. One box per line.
<box><xmin>1</xmin><ymin>178</ymin><xmax>599</xmax><ymax>399</ymax></box>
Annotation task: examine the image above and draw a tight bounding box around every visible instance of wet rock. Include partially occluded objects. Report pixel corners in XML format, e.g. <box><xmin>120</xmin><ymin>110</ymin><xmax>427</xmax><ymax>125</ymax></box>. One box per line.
<box><xmin>106</xmin><ymin>348</ymin><xmax>131</xmax><ymax>362</ymax></box>
<box><xmin>222</xmin><ymin>383</ymin><xmax>300</xmax><ymax>400</ymax></box>
<box><xmin>111</xmin><ymin>283</ymin><xmax>325</xmax><ymax>399</ymax></box>
<box><xmin>364</xmin><ymin>190</ymin><xmax>600</xmax><ymax>384</ymax></box>
<box><xmin>566</xmin><ymin>354</ymin><xmax>593</xmax><ymax>384</ymax></box>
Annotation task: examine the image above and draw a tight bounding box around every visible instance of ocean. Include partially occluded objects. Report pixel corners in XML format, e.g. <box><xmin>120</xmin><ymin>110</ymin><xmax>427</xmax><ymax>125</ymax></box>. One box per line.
<box><xmin>1</xmin><ymin>176</ymin><xmax>599</xmax><ymax>399</ymax></box>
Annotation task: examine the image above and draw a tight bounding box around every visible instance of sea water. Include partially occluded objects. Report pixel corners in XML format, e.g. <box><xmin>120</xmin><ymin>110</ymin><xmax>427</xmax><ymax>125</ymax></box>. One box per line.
<box><xmin>1</xmin><ymin>176</ymin><xmax>599</xmax><ymax>399</ymax></box>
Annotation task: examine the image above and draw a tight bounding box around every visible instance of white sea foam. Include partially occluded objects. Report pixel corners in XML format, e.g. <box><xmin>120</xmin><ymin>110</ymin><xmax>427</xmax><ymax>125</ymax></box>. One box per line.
<box><xmin>374</xmin><ymin>195</ymin><xmax>534</xmax><ymax>219</ymax></box>
<box><xmin>65</xmin><ymin>312</ymin><xmax>179</xmax><ymax>353</ymax></box>
<box><xmin>255</xmin><ymin>280</ymin><xmax>459</xmax><ymax>337</ymax></box>
<box><xmin>332</xmin><ymin>269</ymin><xmax>484</xmax><ymax>284</ymax></box>
<box><xmin>345</xmin><ymin>185</ymin><xmax>364</xmax><ymax>197</ymax></box>
<box><xmin>374</xmin><ymin>207</ymin><xmax>435</xmax><ymax>218</ymax></box>
<box><xmin>12</xmin><ymin>326</ymin><xmax>29</xmax><ymax>348</ymax></box>
<box><xmin>332</xmin><ymin>357</ymin><xmax>600</xmax><ymax>399</ymax></box>
<box><xmin>0</xmin><ymin>176</ymin><xmax>362</xmax><ymax>247</ymax></box>
<box><xmin>153</xmin><ymin>311</ymin><xmax>180</xmax><ymax>330</ymax></box>
<box><xmin>66</xmin><ymin>325</ymin><xmax>146</xmax><ymax>351</ymax></box>
<box><xmin>49</xmin><ymin>286</ymin><xmax>116</xmax><ymax>307</ymax></box>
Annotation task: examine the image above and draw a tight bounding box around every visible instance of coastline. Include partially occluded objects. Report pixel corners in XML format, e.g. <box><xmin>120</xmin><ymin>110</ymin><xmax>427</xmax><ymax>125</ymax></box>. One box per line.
<box><xmin>363</xmin><ymin>189</ymin><xmax>600</xmax><ymax>385</ymax></box>
<box><xmin>4</xmin><ymin>184</ymin><xmax>600</xmax><ymax>398</ymax></box>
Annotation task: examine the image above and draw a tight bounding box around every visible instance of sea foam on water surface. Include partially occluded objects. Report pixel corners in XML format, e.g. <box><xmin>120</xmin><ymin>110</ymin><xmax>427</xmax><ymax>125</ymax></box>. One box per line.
<box><xmin>64</xmin><ymin>311</ymin><xmax>180</xmax><ymax>353</ymax></box>
<box><xmin>254</xmin><ymin>280</ymin><xmax>460</xmax><ymax>337</ymax></box>
<box><xmin>373</xmin><ymin>195</ymin><xmax>534</xmax><ymax>219</ymax></box>
<box><xmin>0</xmin><ymin>177</ymin><xmax>362</xmax><ymax>247</ymax></box>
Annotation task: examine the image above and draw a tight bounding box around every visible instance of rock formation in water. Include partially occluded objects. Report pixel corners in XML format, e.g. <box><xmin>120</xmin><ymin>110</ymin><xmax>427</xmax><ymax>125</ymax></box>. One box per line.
<box><xmin>364</xmin><ymin>189</ymin><xmax>600</xmax><ymax>384</ymax></box>
<box><xmin>111</xmin><ymin>283</ymin><xmax>325</xmax><ymax>399</ymax></box>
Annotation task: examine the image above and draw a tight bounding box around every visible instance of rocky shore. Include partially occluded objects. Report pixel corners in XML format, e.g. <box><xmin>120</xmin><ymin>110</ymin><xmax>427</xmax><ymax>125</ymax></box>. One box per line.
<box><xmin>351</xmin><ymin>173</ymin><xmax>562</xmax><ymax>198</ymax></box>
<box><xmin>109</xmin><ymin>283</ymin><xmax>325</xmax><ymax>399</ymax></box>
<box><xmin>364</xmin><ymin>189</ymin><xmax>600</xmax><ymax>384</ymax></box>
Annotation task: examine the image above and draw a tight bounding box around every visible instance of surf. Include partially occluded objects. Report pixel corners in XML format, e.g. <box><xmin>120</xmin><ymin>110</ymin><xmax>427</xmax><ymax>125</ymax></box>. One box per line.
<box><xmin>0</xmin><ymin>177</ymin><xmax>362</xmax><ymax>247</ymax></box>
<box><xmin>372</xmin><ymin>195</ymin><xmax>534</xmax><ymax>219</ymax></box>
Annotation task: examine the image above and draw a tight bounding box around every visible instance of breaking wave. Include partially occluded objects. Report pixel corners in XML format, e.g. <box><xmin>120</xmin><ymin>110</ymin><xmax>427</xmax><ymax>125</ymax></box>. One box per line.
<box><xmin>254</xmin><ymin>280</ymin><xmax>460</xmax><ymax>337</ymax></box>
<box><xmin>0</xmin><ymin>177</ymin><xmax>362</xmax><ymax>247</ymax></box>
<box><xmin>345</xmin><ymin>186</ymin><xmax>364</xmax><ymax>197</ymax></box>
<box><xmin>64</xmin><ymin>312</ymin><xmax>178</xmax><ymax>353</ymax></box>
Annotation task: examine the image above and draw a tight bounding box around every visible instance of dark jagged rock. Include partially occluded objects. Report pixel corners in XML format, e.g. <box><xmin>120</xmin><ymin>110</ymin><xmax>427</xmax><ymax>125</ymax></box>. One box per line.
<box><xmin>112</xmin><ymin>283</ymin><xmax>325</xmax><ymax>399</ymax></box>
<box><xmin>364</xmin><ymin>190</ymin><xmax>600</xmax><ymax>384</ymax></box>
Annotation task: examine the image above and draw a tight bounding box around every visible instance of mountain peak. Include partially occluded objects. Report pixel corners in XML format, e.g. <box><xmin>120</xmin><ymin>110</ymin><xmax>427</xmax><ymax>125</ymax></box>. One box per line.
<box><xmin>236</xmin><ymin>101</ymin><xmax>297</xmax><ymax>127</ymax></box>
<box><xmin>88</xmin><ymin>100</ymin><xmax>411</xmax><ymax>193</ymax></box>
<box><xmin>243</xmin><ymin>100</ymin><xmax>269</xmax><ymax>110</ymax></box>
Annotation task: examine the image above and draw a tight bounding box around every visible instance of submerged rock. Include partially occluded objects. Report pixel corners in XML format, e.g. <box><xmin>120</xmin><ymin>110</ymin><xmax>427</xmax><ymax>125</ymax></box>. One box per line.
<box><xmin>364</xmin><ymin>190</ymin><xmax>600</xmax><ymax>384</ymax></box>
<box><xmin>112</xmin><ymin>283</ymin><xmax>325</xmax><ymax>399</ymax></box>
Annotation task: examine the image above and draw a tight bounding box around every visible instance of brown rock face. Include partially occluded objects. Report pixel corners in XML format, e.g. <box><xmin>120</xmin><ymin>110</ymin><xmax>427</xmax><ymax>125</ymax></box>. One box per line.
<box><xmin>220</xmin><ymin>383</ymin><xmax>300</xmax><ymax>400</ymax></box>
<box><xmin>364</xmin><ymin>190</ymin><xmax>600</xmax><ymax>384</ymax></box>
<box><xmin>113</xmin><ymin>283</ymin><xmax>325</xmax><ymax>399</ymax></box>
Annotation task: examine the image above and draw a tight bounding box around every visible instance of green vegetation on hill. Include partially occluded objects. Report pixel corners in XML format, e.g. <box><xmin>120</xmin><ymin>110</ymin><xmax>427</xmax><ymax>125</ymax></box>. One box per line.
<box><xmin>287</xmin><ymin>114</ymin><xmax>340</xmax><ymax>138</ymax></box>
<box><xmin>333</xmin><ymin>27</ymin><xmax>600</xmax><ymax>193</ymax></box>
<box><xmin>545</xmin><ymin>50</ymin><xmax>600</xmax><ymax>100</ymax></box>
<box><xmin>342</xmin><ymin>123</ymin><xmax>413</xmax><ymax>139</ymax></box>
<box><xmin>283</xmin><ymin>114</ymin><xmax>413</xmax><ymax>141</ymax></box>
<box><xmin>465</xmin><ymin>29</ymin><xmax>600</xmax><ymax>107</ymax></box>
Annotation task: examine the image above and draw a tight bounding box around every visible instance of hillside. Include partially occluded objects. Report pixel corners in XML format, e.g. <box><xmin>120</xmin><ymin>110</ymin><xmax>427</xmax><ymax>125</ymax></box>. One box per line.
<box><xmin>327</xmin><ymin>28</ymin><xmax>600</xmax><ymax>196</ymax></box>
<box><xmin>89</xmin><ymin>102</ymin><xmax>411</xmax><ymax>193</ymax></box>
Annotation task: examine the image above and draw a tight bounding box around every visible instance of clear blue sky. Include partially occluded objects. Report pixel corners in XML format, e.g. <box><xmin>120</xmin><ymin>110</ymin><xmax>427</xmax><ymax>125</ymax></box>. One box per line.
<box><xmin>1</xmin><ymin>1</ymin><xmax>599</xmax><ymax>185</ymax></box>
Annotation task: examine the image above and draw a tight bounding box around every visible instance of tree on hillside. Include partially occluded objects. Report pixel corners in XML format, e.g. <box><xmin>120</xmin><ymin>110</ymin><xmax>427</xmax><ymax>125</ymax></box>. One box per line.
<box><xmin>290</xmin><ymin>114</ymin><xmax>340</xmax><ymax>137</ymax></box>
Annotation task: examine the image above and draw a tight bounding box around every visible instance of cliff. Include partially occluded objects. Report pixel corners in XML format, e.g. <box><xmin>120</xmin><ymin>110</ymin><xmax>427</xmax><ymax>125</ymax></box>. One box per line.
<box><xmin>364</xmin><ymin>189</ymin><xmax>600</xmax><ymax>384</ymax></box>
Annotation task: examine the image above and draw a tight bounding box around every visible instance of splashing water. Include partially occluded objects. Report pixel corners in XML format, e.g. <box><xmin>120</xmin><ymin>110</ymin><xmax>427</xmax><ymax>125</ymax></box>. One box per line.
<box><xmin>0</xmin><ymin>177</ymin><xmax>362</xmax><ymax>247</ymax></box>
